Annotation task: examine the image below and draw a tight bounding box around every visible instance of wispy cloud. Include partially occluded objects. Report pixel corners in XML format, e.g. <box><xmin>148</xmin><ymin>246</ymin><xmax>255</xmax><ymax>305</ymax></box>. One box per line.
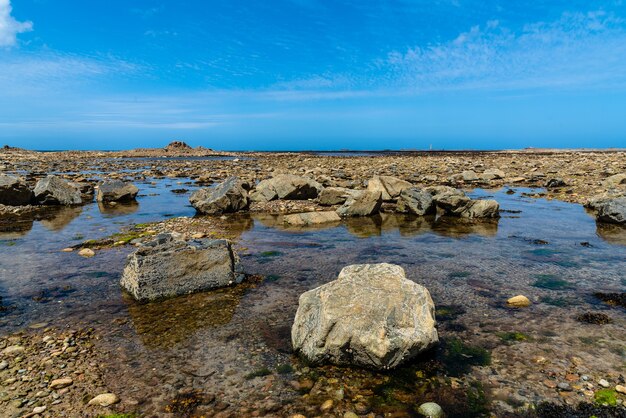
<box><xmin>0</xmin><ymin>0</ymin><xmax>32</xmax><ymax>47</ymax></box>
<box><xmin>383</xmin><ymin>10</ymin><xmax>626</xmax><ymax>92</ymax></box>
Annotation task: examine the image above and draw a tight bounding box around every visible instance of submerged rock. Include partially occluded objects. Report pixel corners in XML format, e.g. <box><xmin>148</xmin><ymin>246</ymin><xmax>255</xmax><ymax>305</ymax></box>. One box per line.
<box><xmin>33</xmin><ymin>175</ymin><xmax>82</xmax><ymax>205</ymax></box>
<box><xmin>283</xmin><ymin>211</ymin><xmax>341</xmax><ymax>226</ymax></box>
<box><xmin>396</xmin><ymin>187</ymin><xmax>434</xmax><ymax>216</ymax></box>
<box><xmin>190</xmin><ymin>176</ymin><xmax>250</xmax><ymax>214</ymax></box>
<box><xmin>417</xmin><ymin>402</ymin><xmax>443</xmax><ymax>418</ymax></box>
<box><xmin>96</xmin><ymin>179</ymin><xmax>139</xmax><ymax>202</ymax></box>
<box><xmin>292</xmin><ymin>263</ymin><xmax>438</xmax><ymax>370</ymax></box>
<box><xmin>336</xmin><ymin>191</ymin><xmax>383</xmax><ymax>217</ymax></box>
<box><xmin>250</xmin><ymin>174</ymin><xmax>322</xmax><ymax>202</ymax></box>
<box><xmin>0</xmin><ymin>174</ymin><xmax>32</xmax><ymax>205</ymax></box>
<box><xmin>366</xmin><ymin>175</ymin><xmax>413</xmax><ymax>201</ymax></box>
<box><xmin>120</xmin><ymin>234</ymin><xmax>243</xmax><ymax>302</ymax></box>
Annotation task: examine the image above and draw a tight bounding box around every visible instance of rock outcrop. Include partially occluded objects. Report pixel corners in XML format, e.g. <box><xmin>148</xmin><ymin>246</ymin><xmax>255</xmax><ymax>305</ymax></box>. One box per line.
<box><xmin>336</xmin><ymin>191</ymin><xmax>383</xmax><ymax>217</ymax></box>
<box><xmin>594</xmin><ymin>197</ymin><xmax>626</xmax><ymax>224</ymax></box>
<box><xmin>366</xmin><ymin>175</ymin><xmax>413</xmax><ymax>201</ymax></box>
<box><xmin>190</xmin><ymin>177</ymin><xmax>250</xmax><ymax>215</ymax></box>
<box><xmin>292</xmin><ymin>263</ymin><xmax>438</xmax><ymax>370</ymax></box>
<box><xmin>33</xmin><ymin>175</ymin><xmax>82</xmax><ymax>205</ymax></box>
<box><xmin>0</xmin><ymin>174</ymin><xmax>32</xmax><ymax>205</ymax></box>
<box><xmin>250</xmin><ymin>175</ymin><xmax>322</xmax><ymax>202</ymax></box>
<box><xmin>96</xmin><ymin>180</ymin><xmax>139</xmax><ymax>202</ymax></box>
<box><xmin>318</xmin><ymin>187</ymin><xmax>358</xmax><ymax>206</ymax></box>
<box><xmin>120</xmin><ymin>234</ymin><xmax>243</xmax><ymax>302</ymax></box>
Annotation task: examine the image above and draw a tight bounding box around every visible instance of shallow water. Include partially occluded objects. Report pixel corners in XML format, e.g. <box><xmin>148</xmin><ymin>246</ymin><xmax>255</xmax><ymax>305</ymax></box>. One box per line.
<box><xmin>1</xmin><ymin>184</ymin><xmax>625</xmax><ymax>416</ymax></box>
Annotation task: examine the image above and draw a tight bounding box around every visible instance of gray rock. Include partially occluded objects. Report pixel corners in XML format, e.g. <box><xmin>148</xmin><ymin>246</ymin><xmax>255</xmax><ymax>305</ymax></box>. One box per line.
<box><xmin>336</xmin><ymin>191</ymin><xmax>382</xmax><ymax>217</ymax></box>
<box><xmin>250</xmin><ymin>174</ymin><xmax>322</xmax><ymax>202</ymax></box>
<box><xmin>0</xmin><ymin>174</ymin><xmax>32</xmax><ymax>205</ymax></box>
<box><xmin>461</xmin><ymin>170</ymin><xmax>479</xmax><ymax>182</ymax></box>
<box><xmin>396</xmin><ymin>188</ymin><xmax>434</xmax><ymax>216</ymax></box>
<box><xmin>33</xmin><ymin>175</ymin><xmax>81</xmax><ymax>205</ymax></box>
<box><xmin>461</xmin><ymin>199</ymin><xmax>500</xmax><ymax>218</ymax></box>
<box><xmin>595</xmin><ymin>197</ymin><xmax>626</xmax><ymax>224</ymax></box>
<box><xmin>366</xmin><ymin>175</ymin><xmax>413</xmax><ymax>201</ymax></box>
<box><xmin>433</xmin><ymin>192</ymin><xmax>471</xmax><ymax>215</ymax></box>
<box><xmin>283</xmin><ymin>211</ymin><xmax>341</xmax><ymax>226</ymax></box>
<box><xmin>120</xmin><ymin>234</ymin><xmax>243</xmax><ymax>302</ymax></box>
<box><xmin>190</xmin><ymin>177</ymin><xmax>249</xmax><ymax>215</ymax></box>
<box><xmin>96</xmin><ymin>179</ymin><xmax>139</xmax><ymax>202</ymax></box>
<box><xmin>545</xmin><ymin>178</ymin><xmax>567</xmax><ymax>188</ymax></box>
<box><xmin>481</xmin><ymin>168</ymin><xmax>506</xmax><ymax>180</ymax></box>
<box><xmin>292</xmin><ymin>263</ymin><xmax>438</xmax><ymax>370</ymax></box>
<box><xmin>318</xmin><ymin>187</ymin><xmax>358</xmax><ymax>206</ymax></box>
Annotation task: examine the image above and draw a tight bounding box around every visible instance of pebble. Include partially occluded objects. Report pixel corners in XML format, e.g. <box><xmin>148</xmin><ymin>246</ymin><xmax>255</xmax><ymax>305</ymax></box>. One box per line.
<box><xmin>557</xmin><ymin>382</ymin><xmax>572</xmax><ymax>391</ymax></box>
<box><xmin>291</xmin><ymin>415</ymin><xmax>306</xmax><ymax>418</ymax></box>
<box><xmin>0</xmin><ymin>360</ymin><xmax>8</xmax><ymax>370</ymax></box>
<box><xmin>88</xmin><ymin>393</ymin><xmax>120</xmax><ymax>407</ymax></box>
<box><xmin>598</xmin><ymin>379</ymin><xmax>610</xmax><ymax>388</ymax></box>
<box><xmin>616</xmin><ymin>385</ymin><xmax>626</xmax><ymax>394</ymax></box>
<box><xmin>78</xmin><ymin>248</ymin><xmax>95</xmax><ymax>257</ymax></box>
<box><xmin>543</xmin><ymin>380</ymin><xmax>557</xmax><ymax>388</ymax></box>
<box><xmin>417</xmin><ymin>402</ymin><xmax>443</xmax><ymax>417</ymax></box>
<box><xmin>344</xmin><ymin>413</ymin><xmax>359</xmax><ymax>418</ymax></box>
<box><xmin>320</xmin><ymin>399</ymin><xmax>333</xmax><ymax>412</ymax></box>
<box><xmin>2</xmin><ymin>345</ymin><xmax>25</xmax><ymax>356</ymax></box>
<box><xmin>61</xmin><ymin>247</ymin><xmax>73</xmax><ymax>252</ymax></box>
<box><xmin>49</xmin><ymin>377</ymin><xmax>73</xmax><ymax>389</ymax></box>
<box><xmin>507</xmin><ymin>295</ymin><xmax>531</xmax><ymax>307</ymax></box>
<box><xmin>33</xmin><ymin>406</ymin><xmax>46</xmax><ymax>414</ymax></box>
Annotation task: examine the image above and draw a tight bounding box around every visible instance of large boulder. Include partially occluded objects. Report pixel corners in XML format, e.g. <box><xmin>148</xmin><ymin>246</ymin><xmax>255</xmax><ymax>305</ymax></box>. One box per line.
<box><xmin>336</xmin><ymin>191</ymin><xmax>383</xmax><ymax>217</ymax></box>
<box><xmin>96</xmin><ymin>180</ymin><xmax>139</xmax><ymax>202</ymax></box>
<box><xmin>33</xmin><ymin>175</ymin><xmax>81</xmax><ymax>205</ymax></box>
<box><xmin>190</xmin><ymin>177</ymin><xmax>249</xmax><ymax>215</ymax></box>
<box><xmin>460</xmin><ymin>199</ymin><xmax>500</xmax><ymax>218</ymax></box>
<box><xmin>396</xmin><ymin>188</ymin><xmax>434</xmax><ymax>216</ymax></box>
<box><xmin>366</xmin><ymin>176</ymin><xmax>413</xmax><ymax>201</ymax></box>
<box><xmin>595</xmin><ymin>198</ymin><xmax>626</xmax><ymax>224</ymax></box>
<box><xmin>292</xmin><ymin>263</ymin><xmax>438</xmax><ymax>370</ymax></box>
<box><xmin>0</xmin><ymin>174</ymin><xmax>32</xmax><ymax>205</ymax></box>
<box><xmin>432</xmin><ymin>192</ymin><xmax>471</xmax><ymax>215</ymax></box>
<box><xmin>120</xmin><ymin>234</ymin><xmax>243</xmax><ymax>302</ymax></box>
<box><xmin>250</xmin><ymin>175</ymin><xmax>322</xmax><ymax>202</ymax></box>
<box><xmin>283</xmin><ymin>211</ymin><xmax>341</xmax><ymax>226</ymax></box>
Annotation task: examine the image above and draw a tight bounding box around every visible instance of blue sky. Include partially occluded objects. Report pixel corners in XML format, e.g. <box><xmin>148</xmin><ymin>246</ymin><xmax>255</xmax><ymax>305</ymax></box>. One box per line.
<box><xmin>1</xmin><ymin>0</ymin><xmax>625</xmax><ymax>150</ymax></box>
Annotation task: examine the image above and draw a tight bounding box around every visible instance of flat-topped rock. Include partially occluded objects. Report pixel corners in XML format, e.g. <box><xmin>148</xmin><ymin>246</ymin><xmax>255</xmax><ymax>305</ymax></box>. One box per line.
<box><xmin>336</xmin><ymin>190</ymin><xmax>382</xmax><ymax>217</ymax></box>
<box><xmin>120</xmin><ymin>234</ymin><xmax>243</xmax><ymax>302</ymax></box>
<box><xmin>292</xmin><ymin>263</ymin><xmax>438</xmax><ymax>370</ymax></box>
<box><xmin>96</xmin><ymin>179</ymin><xmax>139</xmax><ymax>202</ymax></box>
<box><xmin>283</xmin><ymin>211</ymin><xmax>341</xmax><ymax>226</ymax></box>
<box><xmin>366</xmin><ymin>175</ymin><xmax>413</xmax><ymax>201</ymax></box>
<box><xmin>250</xmin><ymin>174</ymin><xmax>322</xmax><ymax>202</ymax></box>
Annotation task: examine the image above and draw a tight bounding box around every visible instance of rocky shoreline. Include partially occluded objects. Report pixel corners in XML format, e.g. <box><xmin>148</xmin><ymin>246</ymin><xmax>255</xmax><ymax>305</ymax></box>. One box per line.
<box><xmin>1</xmin><ymin>145</ymin><xmax>625</xmax><ymax>417</ymax></box>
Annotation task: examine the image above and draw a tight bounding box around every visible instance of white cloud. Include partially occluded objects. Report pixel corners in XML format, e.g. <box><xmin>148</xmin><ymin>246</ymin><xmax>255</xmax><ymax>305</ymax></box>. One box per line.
<box><xmin>0</xmin><ymin>0</ymin><xmax>33</xmax><ymax>47</ymax></box>
<box><xmin>384</xmin><ymin>10</ymin><xmax>626</xmax><ymax>92</ymax></box>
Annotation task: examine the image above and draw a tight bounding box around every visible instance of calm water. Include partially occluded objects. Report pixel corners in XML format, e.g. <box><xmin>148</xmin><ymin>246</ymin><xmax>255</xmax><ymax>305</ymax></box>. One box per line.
<box><xmin>0</xmin><ymin>182</ymin><xmax>624</xmax><ymax>415</ymax></box>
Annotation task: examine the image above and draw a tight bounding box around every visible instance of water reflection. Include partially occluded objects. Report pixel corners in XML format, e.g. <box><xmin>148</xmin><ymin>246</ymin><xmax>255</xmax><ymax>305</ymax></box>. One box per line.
<box><xmin>125</xmin><ymin>285</ymin><xmax>248</xmax><ymax>349</ymax></box>
<box><xmin>40</xmin><ymin>206</ymin><xmax>83</xmax><ymax>231</ymax></box>
<box><xmin>98</xmin><ymin>201</ymin><xmax>140</xmax><ymax>216</ymax></box>
<box><xmin>596</xmin><ymin>223</ymin><xmax>626</xmax><ymax>246</ymax></box>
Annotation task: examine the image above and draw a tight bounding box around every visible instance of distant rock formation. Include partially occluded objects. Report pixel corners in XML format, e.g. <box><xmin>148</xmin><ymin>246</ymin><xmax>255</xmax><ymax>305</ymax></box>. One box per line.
<box><xmin>164</xmin><ymin>141</ymin><xmax>193</xmax><ymax>151</ymax></box>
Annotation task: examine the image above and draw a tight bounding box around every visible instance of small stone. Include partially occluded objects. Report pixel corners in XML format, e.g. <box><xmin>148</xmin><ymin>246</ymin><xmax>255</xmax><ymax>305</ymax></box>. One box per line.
<box><xmin>558</xmin><ymin>382</ymin><xmax>572</xmax><ymax>391</ymax></box>
<box><xmin>78</xmin><ymin>248</ymin><xmax>95</xmax><ymax>258</ymax></box>
<box><xmin>344</xmin><ymin>413</ymin><xmax>359</xmax><ymax>418</ymax></box>
<box><xmin>192</xmin><ymin>232</ymin><xmax>205</xmax><ymax>239</ymax></box>
<box><xmin>2</xmin><ymin>345</ymin><xmax>25</xmax><ymax>356</ymax></box>
<box><xmin>0</xmin><ymin>360</ymin><xmax>8</xmax><ymax>370</ymax></box>
<box><xmin>507</xmin><ymin>295</ymin><xmax>531</xmax><ymax>307</ymax></box>
<box><xmin>599</xmin><ymin>379</ymin><xmax>610</xmax><ymax>388</ymax></box>
<box><xmin>320</xmin><ymin>399</ymin><xmax>333</xmax><ymax>412</ymax></box>
<box><xmin>616</xmin><ymin>385</ymin><xmax>626</xmax><ymax>395</ymax></box>
<box><xmin>33</xmin><ymin>406</ymin><xmax>46</xmax><ymax>414</ymax></box>
<box><xmin>544</xmin><ymin>380</ymin><xmax>557</xmax><ymax>388</ymax></box>
<box><xmin>61</xmin><ymin>248</ymin><xmax>73</xmax><ymax>252</ymax></box>
<box><xmin>49</xmin><ymin>377</ymin><xmax>73</xmax><ymax>389</ymax></box>
<box><xmin>88</xmin><ymin>393</ymin><xmax>120</xmax><ymax>407</ymax></box>
<box><xmin>417</xmin><ymin>402</ymin><xmax>443</xmax><ymax>417</ymax></box>
<box><xmin>291</xmin><ymin>415</ymin><xmax>306</xmax><ymax>418</ymax></box>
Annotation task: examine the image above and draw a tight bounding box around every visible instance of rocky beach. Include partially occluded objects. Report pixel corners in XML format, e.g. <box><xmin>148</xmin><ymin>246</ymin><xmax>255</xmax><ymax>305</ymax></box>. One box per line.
<box><xmin>0</xmin><ymin>144</ymin><xmax>625</xmax><ymax>418</ymax></box>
